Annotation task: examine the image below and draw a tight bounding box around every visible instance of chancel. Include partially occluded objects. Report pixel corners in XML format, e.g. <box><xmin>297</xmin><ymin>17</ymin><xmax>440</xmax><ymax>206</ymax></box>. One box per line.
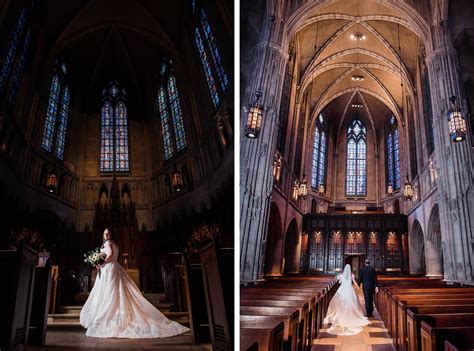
<box><xmin>0</xmin><ymin>0</ymin><xmax>233</xmax><ymax>350</ymax></box>
<box><xmin>240</xmin><ymin>0</ymin><xmax>474</xmax><ymax>349</ymax></box>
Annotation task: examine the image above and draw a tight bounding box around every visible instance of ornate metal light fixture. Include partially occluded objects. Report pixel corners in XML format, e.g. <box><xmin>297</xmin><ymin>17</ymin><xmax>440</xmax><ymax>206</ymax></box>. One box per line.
<box><xmin>298</xmin><ymin>175</ymin><xmax>308</xmax><ymax>200</ymax></box>
<box><xmin>46</xmin><ymin>173</ymin><xmax>58</xmax><ymax>193</ymax></box>
<box><xmin>447</xmin><ymin>95</ymin><xmax>467</xmax><ymax>142</ymax></box>
<box><xmin>350</xmin><ymin>33</ymin><xmax>366</xmax><ymax>41</ymax></box>
<box><xmin>172</xmin><ymin>167</ymin><xmax>184</xmax><ymax>192</ymax></box>
<box><xmin>244</xmin><ymin>90</ymin><xmax>263</xmax><ymax>139</ymax></box>
<box><xmin>351</xmin><ymin>103</ymin><xmax>363</xmax><ymax>108</ymax></box>
<box><xmin>351</xmin><ymin>75</ymin><xmax>365</xmax><ymax>81</ymax></box>
<box><xmin>292</xmin><ymin>180</ymin><xmax>300</xmax><ymax>201</ymax></box>
<box><xmin>403</xmin><ymin>175</ymin><xmax>413</xmax><ymax>201</ymax></box>
<box><xmin>272</xmin><ymin>153</ymin><xmax>282</xmax><ymax>182</ymax></box>
<box><xmin>387</xmin><ymin>184</ymin><xmax>394</xmax><ymax>196</ymax></box>
<box><xmin>318</xmin><ymin>183</ymin><xmax>325</xmax><ymax>196</ymax></box>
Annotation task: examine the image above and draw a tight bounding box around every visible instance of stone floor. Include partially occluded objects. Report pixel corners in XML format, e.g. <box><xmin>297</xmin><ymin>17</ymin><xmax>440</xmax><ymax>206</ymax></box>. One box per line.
<box><xmin>313</xmin><ymin>293</ymin><xmax>395</xmax><ymax>351</ymax></box>
<box><xmin>28</xmin><ymin>331</ymin><xmax>212</xmax><ymax>350</ymax></box>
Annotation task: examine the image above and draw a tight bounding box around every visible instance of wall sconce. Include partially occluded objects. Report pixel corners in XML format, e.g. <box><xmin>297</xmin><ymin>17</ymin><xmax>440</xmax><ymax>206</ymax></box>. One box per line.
<box><xmin>172</xmin><ymin>167</ymin><xmax>184</xmax><ymax>192</ymax></box>
<box><xmin>245</xmin><ymin>90</ymin><xmax>263</xmax><ymax>139</ymax></box>
<box><xmin>447</xmin><ymin>95</ymin><xmax>467</xmax><ymax>142</ymax></box>
<box><xmin>403</xmin><ymin>175</ymin><xmax>413</xmax><ymax>201</ymax></box>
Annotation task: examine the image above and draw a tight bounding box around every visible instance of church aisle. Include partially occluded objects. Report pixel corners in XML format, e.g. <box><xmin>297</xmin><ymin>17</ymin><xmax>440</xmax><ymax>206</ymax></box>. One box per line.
<box><xmin>313</xmin><ymin>293</ymin><xmax>395</xmax><ymax>351</ymax></box>
<box><xmin>28</xmin><ymin>331</ymin><xmax>211</xmax><ymax>350</ymax></box>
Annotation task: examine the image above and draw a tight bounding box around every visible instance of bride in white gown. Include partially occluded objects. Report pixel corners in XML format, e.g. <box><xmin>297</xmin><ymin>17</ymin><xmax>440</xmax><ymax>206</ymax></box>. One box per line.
<box><xmin>323</xmin><ymin>264</ymin><xmax>369</xmax><ymax>336</ymax></box>
<box><xmin>80</xmin><ymin>228</ymin><xmax>189</xmax><ymax>338</ymax></box>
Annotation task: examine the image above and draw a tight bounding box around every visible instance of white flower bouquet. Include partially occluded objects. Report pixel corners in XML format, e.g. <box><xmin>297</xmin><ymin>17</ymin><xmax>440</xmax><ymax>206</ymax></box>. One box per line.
<box><xmin>84</xmin><ymin>247</ymin><xmax>107</xmax><ymax>278</ymax></box>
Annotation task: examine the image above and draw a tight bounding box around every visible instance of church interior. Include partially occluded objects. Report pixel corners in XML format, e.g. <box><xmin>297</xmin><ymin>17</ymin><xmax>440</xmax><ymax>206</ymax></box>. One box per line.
<box><xmin>240</xmin><ymin>0</ymin><xmax>474</xmax><ymax>350</ymax></box>
<box><xmin>0</xmin><ymin>0</ymin><xmax>233</xmax><ymax>350</ymax></box>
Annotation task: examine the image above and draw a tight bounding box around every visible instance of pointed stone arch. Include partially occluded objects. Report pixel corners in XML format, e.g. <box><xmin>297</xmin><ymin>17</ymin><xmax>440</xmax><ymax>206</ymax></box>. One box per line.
<box><xmin>409</xmin><ymin>219</ymin><xmax>425</xmax><ymax>274</ymax></box>
<box><xmin>426</xmin><ymin>204</ymin><xmax>443</xmax><ymax>277</ymax></box>
<box><xmin>264</xmin><ymin>202</ymin><xmax>284</xmax><ymax>276</ymax></box>
<box><xmin>283</xmin><ymin>218</ymin><xmax>300</xmax><ymax>274</ymax></box>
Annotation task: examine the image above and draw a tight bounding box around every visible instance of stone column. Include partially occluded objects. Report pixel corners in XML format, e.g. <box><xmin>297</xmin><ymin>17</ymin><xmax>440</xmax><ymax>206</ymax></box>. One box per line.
<box><xmin>426</xmin><ymin>23</ymin><xmax>474</xmax><ymax>283</ymax></box>
<box><xmin>240</xmin><ymin>16</ymin><xmax>289</xmax><ymax>283</ymax></box>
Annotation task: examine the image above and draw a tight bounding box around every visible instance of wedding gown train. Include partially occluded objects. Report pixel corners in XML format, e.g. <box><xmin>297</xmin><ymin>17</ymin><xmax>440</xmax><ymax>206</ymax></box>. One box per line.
<box><xmin>323</xmin><ymin>264</ymin><xmax>369</xmax><ymax>336</ymax></box>
<box><xmin>80</xmin><ymin>240</ymin><xmax>189</xmax><ymax>338</ymax></box>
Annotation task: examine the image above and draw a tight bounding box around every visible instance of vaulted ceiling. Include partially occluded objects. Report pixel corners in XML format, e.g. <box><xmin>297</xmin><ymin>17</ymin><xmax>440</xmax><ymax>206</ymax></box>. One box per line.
<box><xmin>293</xmin><ymin>0</ymin><xmax>425</xmax><ymax>137</ymax></box>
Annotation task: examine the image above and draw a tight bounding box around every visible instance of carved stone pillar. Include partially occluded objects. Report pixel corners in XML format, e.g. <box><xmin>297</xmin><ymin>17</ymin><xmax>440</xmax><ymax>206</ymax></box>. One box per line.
<box><xmin>426</xmin><ymin>24</ymin><xmax>474</xmax><ymax>283</ymax></box>
<box><xmin>240</xmin><ymin>16</ymin><xmax>289</xmax><ymax>283</ymax></box>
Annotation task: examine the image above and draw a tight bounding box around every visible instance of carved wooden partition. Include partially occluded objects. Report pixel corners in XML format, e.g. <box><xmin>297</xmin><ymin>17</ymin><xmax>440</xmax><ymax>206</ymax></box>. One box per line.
<box><xmin>199</xmin><ymin>243</ymin><xmax>233</xmax><ymax>350</ymax></box>
<box><xmin>0</xmin><ymin>244</ymin><xmax>37</xmax><ymax>351</ymax></box>
<box><xmin>183</xmin><ymin>254</ymin><xmax>211</xmax><ymax>344</ymax></box>
<box><xmin>29</xmin><ymin>261</ymin><xmax>52</xmax><ymax>346</ymax></box>
<box><xmin>302</xmin><ymin>214</ymin><xmax>408</xmax><ymax>273</ymax></box>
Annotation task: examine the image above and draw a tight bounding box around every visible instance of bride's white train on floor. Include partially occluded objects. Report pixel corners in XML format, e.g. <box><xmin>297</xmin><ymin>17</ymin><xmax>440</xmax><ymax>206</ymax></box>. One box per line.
<box><xmin>323</xmin><ymin>264</ymin><xmax>369</xmax><ymax>336</ymax></box>
<box><xmin>80</xmin><ymin>240</ymin><xmax>189</xmax><ymax>338</ymax></box>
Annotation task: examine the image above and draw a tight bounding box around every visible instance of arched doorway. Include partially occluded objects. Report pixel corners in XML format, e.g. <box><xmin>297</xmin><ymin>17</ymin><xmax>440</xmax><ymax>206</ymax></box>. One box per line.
<box><xmin>409</xmin><ymin>219</ymin><xmax>425</xmax><ymax>275</ymax></box>
<box><xmin>426</xmin><ymin>204</ymin><xmax>443</xmax><ymax>277</ymax></box>
<box><xmin>264</xmin><ymin>203</ymin><xmax>284</xmax><ymax>276</ymax></box>
<box><xmin>283</xmin><ymin>219</ymin><xmax>300</xmax><ymax>274</ymax></box>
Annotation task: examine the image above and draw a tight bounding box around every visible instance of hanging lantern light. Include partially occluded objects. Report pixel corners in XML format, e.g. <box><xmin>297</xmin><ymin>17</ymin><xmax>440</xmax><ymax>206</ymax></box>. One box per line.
<box><xmin>172</xmin><ymin>168</ymin><xmax>184</xmax><ymax>192</ymax></box>
<box><xmin>46</xmin><ymin>173</ymin><xmax>58</xmax><ymax>193</ymax></box>
<box><xmin>318</xmin><ymin>183</ymin><xmax>325</xmax><ymax>196</ymax></box>
<box><xmin>387</xmin><ymin>184</ymin><xmax>394</xmax><ymax>196</ymax></box>
<box><xmin>245</xmin><ymin>90</ymin><xmax>263</xmax><ymax>139</ymax></box>
<box><xmin>403</xmin><ymin>175</ymin><xmax>413</xmax><ymax>201</ymax></box>
<box><xmin>293</xmin><ymin>180</ymin><xmax>300</xmax><ymax>201</ymax></box>
<box><xmin>298</xmin><ymin>175</ymin><xmax>308</xmax><ymax>200</ymax></box>
<box><xmin>447</xmin><ymin>95</ymin><xmax>467</xmax><ymax>142</ymax></box>
<box><xmin>272</xmin><ymin>153</ymin><xmax>282</xmax><ymax>182</ymax></box>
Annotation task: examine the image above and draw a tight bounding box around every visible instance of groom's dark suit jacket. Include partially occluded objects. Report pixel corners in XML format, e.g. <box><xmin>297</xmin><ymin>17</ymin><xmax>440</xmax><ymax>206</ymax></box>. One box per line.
<box><xmin>358</xmin><ymin>265</ymin><xmax>378</xmax><ymax>290</ymax></box>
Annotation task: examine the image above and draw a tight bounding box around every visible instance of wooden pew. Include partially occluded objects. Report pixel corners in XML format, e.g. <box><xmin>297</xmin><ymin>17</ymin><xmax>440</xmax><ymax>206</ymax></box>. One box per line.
<box><xmin>241</xmin><ymin>317</ymin><xmax>285</xmax><ymax>351</ymax></box>
<box><xmin>241</xmin><ymin>293</ymin><xmax>314</xmax><ymax>350</ymax></box>
<box><xmin>406</xmin><ymin>312</ymin><xmax>474</xmax><ymax>351</ymax></box>
<box><xmin>240</xmin><ymin>307</ymin><xmax>299</xmax><ymax>351</ymax></box>
<box><xmin>0</xmin><ymin>244</ymin><xmax>37</xmax><ymax>351</ymax></box>
<box><xmin>29</xmin><ymin>260</ymin><xmax>52</xmax><ymax>346</ymax></box>
<box><xmin>420</xmin><ymin>322</ymin><xmax>474</xmax><ymax>351</ymax></box>
<box><xmin>397</xmin><ymin>304</ymin><xmax>474</xmax><ymax>351</ymax></box>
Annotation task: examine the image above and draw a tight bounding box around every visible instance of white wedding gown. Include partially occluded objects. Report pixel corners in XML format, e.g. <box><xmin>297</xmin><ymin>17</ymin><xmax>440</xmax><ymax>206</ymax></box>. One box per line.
<box><xmin>323</xmin><ymin>264</ymin><xmax>369</xmax><ymax>336</ymax></box>
<box><xmin>80</xmin><ymin>240</ymin><xmax>189</xmax><ymax>338</ymax></box>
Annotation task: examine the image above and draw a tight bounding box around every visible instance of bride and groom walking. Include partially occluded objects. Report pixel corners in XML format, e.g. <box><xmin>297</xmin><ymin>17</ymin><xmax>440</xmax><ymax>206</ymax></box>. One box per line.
<box><xmin>323</xmin><ymin>259</ymin><xmax>379</xmax><ymax>336</ymax></box>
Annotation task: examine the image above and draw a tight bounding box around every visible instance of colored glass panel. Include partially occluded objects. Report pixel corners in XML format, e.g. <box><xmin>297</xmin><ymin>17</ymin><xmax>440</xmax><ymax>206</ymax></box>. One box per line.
<box><xmin>168</xmin><ymin>75</ymin><xmax>187</xmax><ymax>152</ymax></box>
<box><xmin>158</xmin><ymin>86</ymin><xmax>174</xmax><ymax>160</ymax></box>
<box><xmin>41</xmin><ymin>74</ymin><xmax>61</xmax><ymax>152</ymax></box>
<box><xmin>100</xmin><ymin>102</ymin><xmax>114</xmax><ymax>172</ymax></box>
<box><xmin>200</xmin><ymin>9</ymin><xmax>228</xmax><ymax>92</ymax></box>
<box><xmin>311</xmin><ymin>126</ymin><xmax>320</xmax><ymax>188</ymax></box>
<box><xmin>0</xmin><ymin>8</ymin><xmax>26</xmax><ymax>93</ymax></box>
<box><xmin>195</xmin><ymin>27</ymin><xmax>220</xmax><ymax>107</ymax></box>
<box><xmin>346</xmin><ymin>119</ymin><xmax>367</xmax><ymax>196</ymax></box>
<box><xmin>115</xmin><ymin>102</ymin><xmax>129</xmax><ymax>172</ymax></box>
<box><xmin>54</xmin><ymin>86</ymin><xmax>70</xmax><ymax>160</ymax></box>
<box><xmin>8</xmin><ymin>29</ymin><xmax>31</xmax><ymax>105</ymax></box>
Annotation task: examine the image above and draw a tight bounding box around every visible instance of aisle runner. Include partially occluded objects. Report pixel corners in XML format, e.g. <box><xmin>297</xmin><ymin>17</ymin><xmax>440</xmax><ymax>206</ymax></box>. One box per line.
<box><xmin>313</xmin><ymin>290</ymin><xmax>395</xmax><ymax>351</ymax></box>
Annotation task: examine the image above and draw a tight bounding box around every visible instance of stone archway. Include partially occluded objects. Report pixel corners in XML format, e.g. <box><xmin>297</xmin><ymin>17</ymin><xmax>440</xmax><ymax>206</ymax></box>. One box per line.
<box><xmin>283</xmin><ymin>219</ymin><xmax>300</xmax><ymax>274</ymax></box>
<box><xmin>264</xmin><ymin>203</ymin><xmax>284</xmax><ymax>276</ymax></box>
<box><xmin>409</xmin><ymin>219</ymin><xmax>425</xmax><ymax>275</ymax></box>
<box><xmin>426</xmin><ymin>204</ymin><xmax>443</xmax><ymax>277</ymax></box>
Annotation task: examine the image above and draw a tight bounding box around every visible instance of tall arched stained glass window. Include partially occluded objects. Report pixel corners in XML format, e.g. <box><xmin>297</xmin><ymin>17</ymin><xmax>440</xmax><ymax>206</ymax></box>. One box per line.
<box><xmin>311</xmin><ymin>114</ymin><xmax>328</xmax><ymax>189</ymax></box>
<box><xmin>100</xmin><ymin>82</ymin><xmax>129</xmax><ymax>172</ymax></box>
<box><xmin>194</xmin><ymin>8</ymin><xmax>228</xmax><ymax>108</ymax></box>
<box><xmin>346</xmin><ymin>118</ymin><xmax>367</xmax><ymax>197</ymax></box>
<box><xmin>386</xmin><ymin>115</ymin><xmax>401</xmax><ymax>190</ymax></box>
<box><xmin>157</xmin><ymin>59</ymin><xmax>187</xmax><ymax>160</ymax></box>
<box><xmin>41</xmin><ymin>61</ymin><xmax>71</xmax><ymax>160</ymax></box>
<box><xmin>0</xmin><ymin>2</ymin><xmax>35</xmax><ymax>103</ymax></box>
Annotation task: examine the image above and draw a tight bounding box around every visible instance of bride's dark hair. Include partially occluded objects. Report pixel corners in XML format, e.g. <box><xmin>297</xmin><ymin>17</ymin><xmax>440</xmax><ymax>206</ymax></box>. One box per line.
<box><xmin>103</xmin><ymin>227</ymin><xmax>113</xmax><ymax>242</ymax></box>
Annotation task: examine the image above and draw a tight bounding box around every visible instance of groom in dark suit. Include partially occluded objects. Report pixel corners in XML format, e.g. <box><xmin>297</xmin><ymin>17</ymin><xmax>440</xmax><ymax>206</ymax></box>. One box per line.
<box><xmin>358</xmin><ymin>259</ymin><xmax>379</xmax><ymax>317</ymax></box>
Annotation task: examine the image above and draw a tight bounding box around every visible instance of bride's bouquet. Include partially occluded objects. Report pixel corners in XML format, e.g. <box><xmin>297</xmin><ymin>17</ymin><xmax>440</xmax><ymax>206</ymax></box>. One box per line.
<box><xmin>84</xmin><ymin>248</ymin><xmax>107</xmax><ymax>278</ymax></box>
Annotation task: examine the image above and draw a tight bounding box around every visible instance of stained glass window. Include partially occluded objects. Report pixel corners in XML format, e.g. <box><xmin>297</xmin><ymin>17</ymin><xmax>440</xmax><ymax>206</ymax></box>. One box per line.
<box><xmin>386</xmin><ymin>116</ymin><xmax>401</xmax><ymax>190</ymax></box>
<box><xmin>0</xmin><ymin>8</ymin><xmax>27</xmax><ymax>94</ymax></box>
<box><xmin>311</xmin><ymin>114</ymin><xmax>328</xmax><ymax>190</ymax></box>
<box><xmin>200</xmin><ymin>9</ymin><xmax>228</xmax><ymax>92</ymax></box>
<box><xmin>157</xmin><ymin>59</ymin><xmax>187</xmax><ymax>160</ymax></box>
<box><xmin>346</xmin><ymin>118</ymin><xmax>367</xmax><ymax>196</ymax></box>
<box><xmin>195</xmin><ymin>28</ymin><xmax>219</xmax><ymax>108</ymax></box>
<box><xmin>8</xmin><ymin>29</ymin><xmax>32</xmax><ymax>104</ymax></box>
<box><xmin>100</xmin><ymin>82</ymin><xmax>129</xmax><ymax>172</ymax></box>
<box><xmin>423</xmin><ymin>69</ymin><xmax>435</xmax><ymax>154</ymax></box>
<box><xmin>41</xmin><ymin>61</ymin><xmax>71</xmax><ymax>160</ymax></box>
<box><xmin>194</xmin><ymin>8</ymin><xmax>228</xmax><ymax>108</ymax></box>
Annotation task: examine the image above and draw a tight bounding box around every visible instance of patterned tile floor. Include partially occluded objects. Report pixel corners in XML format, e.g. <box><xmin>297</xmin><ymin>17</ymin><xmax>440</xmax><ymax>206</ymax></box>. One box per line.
<box><xmin>28</xmin><ymin>331</ymin><xmax>212</xmax><ymax>350</ymax></box>
<box><xmin>313</xmin><ymin>293</ymin><xmax>395</xmax><ymax>351</ymax></box>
